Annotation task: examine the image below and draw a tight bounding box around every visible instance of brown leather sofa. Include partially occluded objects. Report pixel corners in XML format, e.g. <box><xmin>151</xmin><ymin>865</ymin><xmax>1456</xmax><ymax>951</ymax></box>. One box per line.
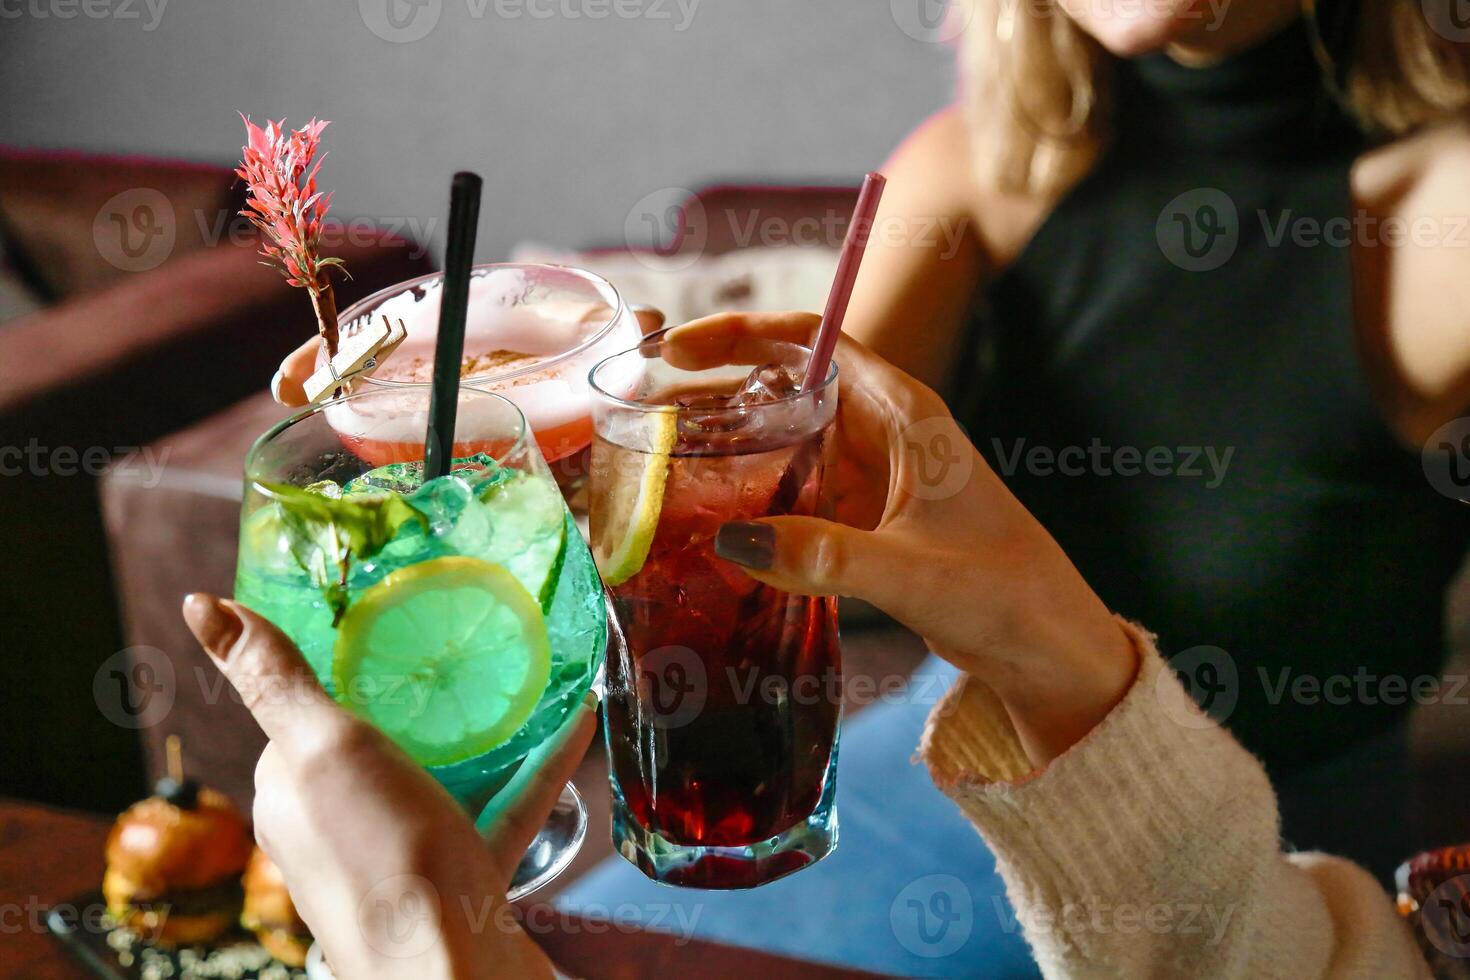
<box><xmin>0</xmin><ymin>147</ymin><xmax>432</xmax><ymax>810</ymax></box>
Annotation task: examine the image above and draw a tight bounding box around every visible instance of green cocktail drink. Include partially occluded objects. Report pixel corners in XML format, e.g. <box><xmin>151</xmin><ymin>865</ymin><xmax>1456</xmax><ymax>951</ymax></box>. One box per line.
<box><xmin>233</xmin><ymin>384</ymin><xmax>605</xmax><ymax>893</ymax></box>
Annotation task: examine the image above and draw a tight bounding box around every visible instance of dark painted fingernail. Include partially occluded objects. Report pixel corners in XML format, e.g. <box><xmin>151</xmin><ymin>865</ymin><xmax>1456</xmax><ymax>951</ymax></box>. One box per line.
<box><xmin>715</xmin><ymin>522</ymin><xmax>775</xmax><ymax>570</ymax></box>
<box><xmin>182</xmin><ymin>593</ymin><xmax>243</xmax><ymax>661</ymax></box>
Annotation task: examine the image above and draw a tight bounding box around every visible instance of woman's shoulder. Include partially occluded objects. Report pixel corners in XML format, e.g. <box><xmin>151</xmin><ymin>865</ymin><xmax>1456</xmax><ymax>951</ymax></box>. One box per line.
<box><xmin>1351</xmin><ymin>119</ymin><xmax>1470</xmax><ymax>445</ymax></box>
<box><xmin>1353</xmin><ymin>118</ymin><xmax>1470</xmax><ymax>206</ymax></box>
<box><xmin>885</xmin><ymin>104</ymin><xmax>1052</xmax><ymax>270</ymax></box>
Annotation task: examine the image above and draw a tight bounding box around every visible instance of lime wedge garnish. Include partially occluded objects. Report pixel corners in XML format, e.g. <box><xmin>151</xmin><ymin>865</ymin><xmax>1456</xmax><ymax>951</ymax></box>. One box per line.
<box><xmin>478</xmin><ymin>471</ymin><xmax>568</xmax><ymax>611</ymax></box>
<box><xmin>332</xmin><ymin>556</ymin><xmax>552</xmax><ymax>767</ymax></box>
<box><xmin>593</xmin><ymin>409</ymin><xmax>677</xmax><ymax>587</ymax></box>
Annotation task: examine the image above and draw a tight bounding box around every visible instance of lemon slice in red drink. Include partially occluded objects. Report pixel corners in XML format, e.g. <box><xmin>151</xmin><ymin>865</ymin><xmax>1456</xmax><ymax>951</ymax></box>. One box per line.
<box><xmin>594</xmin><ymin>409</ymin><xmax>678</xmax><ymax>587</ymax></box>
<box><xmin>332</xmin><ymin>556</ymin><xmax>551</xmax><ymax>767</ymax></box>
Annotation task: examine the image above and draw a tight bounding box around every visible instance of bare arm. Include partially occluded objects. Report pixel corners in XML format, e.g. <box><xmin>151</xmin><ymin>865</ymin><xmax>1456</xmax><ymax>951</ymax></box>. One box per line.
<box><xmin>842</xmin><ymin>108</ymin><xmax>988</xmax><ymax>393</ymax></box>
<box><xmin>846</xmin><ymin>106</ymin><xmax>1053</xmax><ymax>395</ymax></box>
<box><xmin>1353</xmin><ymin>122</ymin><xmax>1470</xmax><ymax>446</ymax></box>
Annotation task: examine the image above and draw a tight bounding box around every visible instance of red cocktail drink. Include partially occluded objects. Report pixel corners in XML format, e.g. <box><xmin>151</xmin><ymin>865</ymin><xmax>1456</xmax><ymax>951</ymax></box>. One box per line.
<box><xmin>590</xmin><ymin>337</ymin><xmax>841</xmax><ymax>889</ymax></box>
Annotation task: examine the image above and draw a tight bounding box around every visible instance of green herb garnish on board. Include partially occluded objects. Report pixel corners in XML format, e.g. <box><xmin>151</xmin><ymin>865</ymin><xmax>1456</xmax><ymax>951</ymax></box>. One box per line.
<box><xmin>265</xmin><ymin>483</ymin><xmax>426</xmax><ymax>625</ymax></box>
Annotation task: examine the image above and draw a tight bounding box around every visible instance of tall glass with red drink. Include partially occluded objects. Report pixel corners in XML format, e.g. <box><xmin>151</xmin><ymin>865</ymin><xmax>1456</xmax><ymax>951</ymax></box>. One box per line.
<box><xmin>588</xmin><ymin>333</ymin><xmax>840</xmax><ymax>889</ymax></box>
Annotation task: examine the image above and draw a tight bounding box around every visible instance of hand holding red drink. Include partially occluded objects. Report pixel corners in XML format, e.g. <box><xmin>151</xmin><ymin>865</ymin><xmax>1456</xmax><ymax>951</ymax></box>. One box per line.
<box><xmin>669</xmin><ymin>311</ymin><xmax>1139</xmax><ymax>769</ymax></box>
<box><xmin>585</xmin><ymin>178</ymin><xmax>894</xmax><ymax>888</ymax></box>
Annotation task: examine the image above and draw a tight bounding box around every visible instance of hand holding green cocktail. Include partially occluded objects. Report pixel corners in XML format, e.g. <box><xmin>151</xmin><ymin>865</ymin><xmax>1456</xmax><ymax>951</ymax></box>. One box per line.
<box><xmin>234</xmin><ymin>384</ymin><xmax>606</xmax><ymax>897</ymax></box>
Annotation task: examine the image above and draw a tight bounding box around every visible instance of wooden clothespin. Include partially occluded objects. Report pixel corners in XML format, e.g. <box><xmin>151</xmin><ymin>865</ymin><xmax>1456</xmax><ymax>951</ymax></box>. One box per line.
<box><xmin>303</xmin><ymin>317</ymin><xmax>409</xmax><ymax>404</ymax></box>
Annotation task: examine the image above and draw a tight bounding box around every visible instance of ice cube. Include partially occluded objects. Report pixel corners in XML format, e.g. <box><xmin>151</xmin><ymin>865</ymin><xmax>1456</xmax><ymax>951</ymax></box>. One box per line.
<box><xmin>448</xmin><ymin>453</ymin><xmax>506</xmax><ymax>496</ymax></box>
<box><xmin>672</xmin><ymin>364</ymin><xmax>803</xmax><ymax>441</ymax></box>
<box><xmin>409</xmin><ymin>473</ymin><xmax>475</xmax><ymax>537</ymax></box>
<box><xmin>729</xmin><ymin>363</ymin><xmax>802</xmax><ymax>406</ymax></box>
<box><xmin>674</xmin><ymin>392</ymin><xmax>744</xmax><ymax>437</ymax></box>
<box><xmin>344</xmin><ymin>462</ymin><xmax>425</xmax><ymax>495</ymax></box>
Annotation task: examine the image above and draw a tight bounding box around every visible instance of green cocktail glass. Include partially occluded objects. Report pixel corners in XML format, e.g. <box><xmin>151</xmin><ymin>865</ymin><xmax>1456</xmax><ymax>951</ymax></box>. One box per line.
<box><xmin>233</xmin><ymin>383</ymin><xmax>606</xmax><ymax>898</ymax></box>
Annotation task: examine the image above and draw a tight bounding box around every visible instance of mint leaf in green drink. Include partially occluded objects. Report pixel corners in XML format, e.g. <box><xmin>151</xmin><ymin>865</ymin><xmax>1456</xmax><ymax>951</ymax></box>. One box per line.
<box><xmin>264</xmin><ymin>482</ymin><xmax>427</xmax><ymax>624</ymax></box>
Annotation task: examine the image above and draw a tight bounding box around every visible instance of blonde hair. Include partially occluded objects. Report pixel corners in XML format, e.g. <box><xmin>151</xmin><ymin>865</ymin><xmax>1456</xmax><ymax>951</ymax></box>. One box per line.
<box><xmin>955</xmin><ymin>0</ymin><xmax>1470</xmax><ymax>196</ymax></box>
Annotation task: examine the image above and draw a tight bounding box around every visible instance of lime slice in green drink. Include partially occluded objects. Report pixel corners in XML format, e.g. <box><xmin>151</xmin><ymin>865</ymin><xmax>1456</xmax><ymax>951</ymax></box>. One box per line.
<box><xmin>478</xmin><ymin>471</ymin><xmax>568</xmax><ymax>611</ymax></box>
<box><xmin>332</xmin><ymin>556</ymin><xmax>552</xmax><ymax>767</ymax></box>
<box><xmin>595</xmin><ymin>409</ymin><xmax>677</xmax><ymax>587</ymax></box>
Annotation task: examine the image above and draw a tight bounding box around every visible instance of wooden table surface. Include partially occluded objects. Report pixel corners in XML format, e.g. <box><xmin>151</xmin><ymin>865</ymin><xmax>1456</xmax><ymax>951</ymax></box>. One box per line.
<box><xmin>0</xmin><ymin>799</ymin><xmax>881</xmax><ymax>980</ymax></box>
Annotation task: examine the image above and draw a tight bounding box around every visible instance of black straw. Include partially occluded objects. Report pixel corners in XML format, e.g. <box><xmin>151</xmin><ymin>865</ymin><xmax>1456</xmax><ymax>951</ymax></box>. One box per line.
<box><xmin>424</xmin><ymin>171</ymin><xmax>482</xmax><ymax>481</ymax></box>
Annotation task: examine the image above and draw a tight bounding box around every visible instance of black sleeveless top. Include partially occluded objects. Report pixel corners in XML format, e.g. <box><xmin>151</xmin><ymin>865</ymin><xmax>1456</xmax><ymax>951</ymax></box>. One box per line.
<box><xmin>964</xmin><ymin>19</ymin><xmax>1470</xmax><ymax>773</ymax></box>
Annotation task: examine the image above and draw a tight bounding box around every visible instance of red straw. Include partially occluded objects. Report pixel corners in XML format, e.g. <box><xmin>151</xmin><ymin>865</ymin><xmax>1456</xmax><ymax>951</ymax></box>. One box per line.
<box><xmin>802</xmin><ymin>171</ymin><xmax>887</xmax><ymax>392</ymax></box>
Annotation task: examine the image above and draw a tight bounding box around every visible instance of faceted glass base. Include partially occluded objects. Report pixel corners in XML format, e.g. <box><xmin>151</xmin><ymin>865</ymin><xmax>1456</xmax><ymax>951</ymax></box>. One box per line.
<box><xmin>611</xmin><ymin>798</ymin><xmax>838</xmax><ymax>890</ymax></box>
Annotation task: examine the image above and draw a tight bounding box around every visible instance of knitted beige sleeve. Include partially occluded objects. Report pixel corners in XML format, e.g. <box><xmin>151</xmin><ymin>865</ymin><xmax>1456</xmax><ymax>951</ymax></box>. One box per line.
<box><xmin>918</xmin><ymin>619</ymin><xmax>1429</xmax><ymax>980</ymax></box>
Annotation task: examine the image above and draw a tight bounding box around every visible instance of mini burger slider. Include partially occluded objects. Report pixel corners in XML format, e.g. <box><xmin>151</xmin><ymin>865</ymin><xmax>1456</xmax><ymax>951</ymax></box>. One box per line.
<box><xmin>103</xmin><ymin>738</ymin><xmax>253</xmax><ymax>947</ymax></box>
<box><xmin>241</xmin><ymin>847</ymin><xmax>312</xmax><ymax>967</ymax></box>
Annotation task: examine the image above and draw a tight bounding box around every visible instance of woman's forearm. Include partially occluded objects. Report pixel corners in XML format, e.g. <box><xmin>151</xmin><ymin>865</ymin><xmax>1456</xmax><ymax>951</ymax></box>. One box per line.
<box><xmin>933</xmin><ymin>537</ymin><xmax>1140</xmax><ymax>770</ymax></box>
<box><xmin>984</xmin><ymin>602</ymin><xmax>1138</xmax><ymax>769</ymax></box>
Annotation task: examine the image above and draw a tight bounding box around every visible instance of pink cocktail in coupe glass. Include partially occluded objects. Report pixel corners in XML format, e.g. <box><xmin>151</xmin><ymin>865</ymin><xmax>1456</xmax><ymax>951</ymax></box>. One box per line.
<box><xmin>321</xmin><ymin>263</ymin><xmax>642</xmax><ymax>468</ymax></box>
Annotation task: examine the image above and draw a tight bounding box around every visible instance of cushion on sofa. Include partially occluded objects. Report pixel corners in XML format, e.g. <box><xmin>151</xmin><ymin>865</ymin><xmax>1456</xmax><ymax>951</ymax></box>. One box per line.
<box><xmin>0</xmin><ymin>148</ymin><xmax>239</xmax><ymax>301</ymax></box>
<box><xmin>510</xmin><ymin>243</ymin><xmax>840</xmax><ymax>326</ymax></box>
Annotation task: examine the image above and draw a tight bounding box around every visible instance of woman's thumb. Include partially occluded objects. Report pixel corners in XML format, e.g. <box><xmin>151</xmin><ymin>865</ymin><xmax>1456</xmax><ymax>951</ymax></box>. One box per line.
<box><xmin>182</xmin><ymin>593</ymin><xmax>343</xmax><ymax>755</ymax></box>
<box><xmin>714</xmin><ymin>516</ymin><xmax>899</xmax><ymax>602</ymax></box>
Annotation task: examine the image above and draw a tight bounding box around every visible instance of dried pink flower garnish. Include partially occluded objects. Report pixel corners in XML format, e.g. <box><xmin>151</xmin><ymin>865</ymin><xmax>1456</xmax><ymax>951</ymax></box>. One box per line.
<box><xmin>236</xmin><ymin>114</ymin><xmax>346</xmax><ymax>356</ymax></box>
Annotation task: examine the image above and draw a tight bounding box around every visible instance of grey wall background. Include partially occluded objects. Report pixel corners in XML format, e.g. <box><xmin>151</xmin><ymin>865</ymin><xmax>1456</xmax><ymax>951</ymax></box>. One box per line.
<box><xmin>0</xmin><ymin>0</ymin><xmax>956</xmax><ymax>262</ymax></box>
